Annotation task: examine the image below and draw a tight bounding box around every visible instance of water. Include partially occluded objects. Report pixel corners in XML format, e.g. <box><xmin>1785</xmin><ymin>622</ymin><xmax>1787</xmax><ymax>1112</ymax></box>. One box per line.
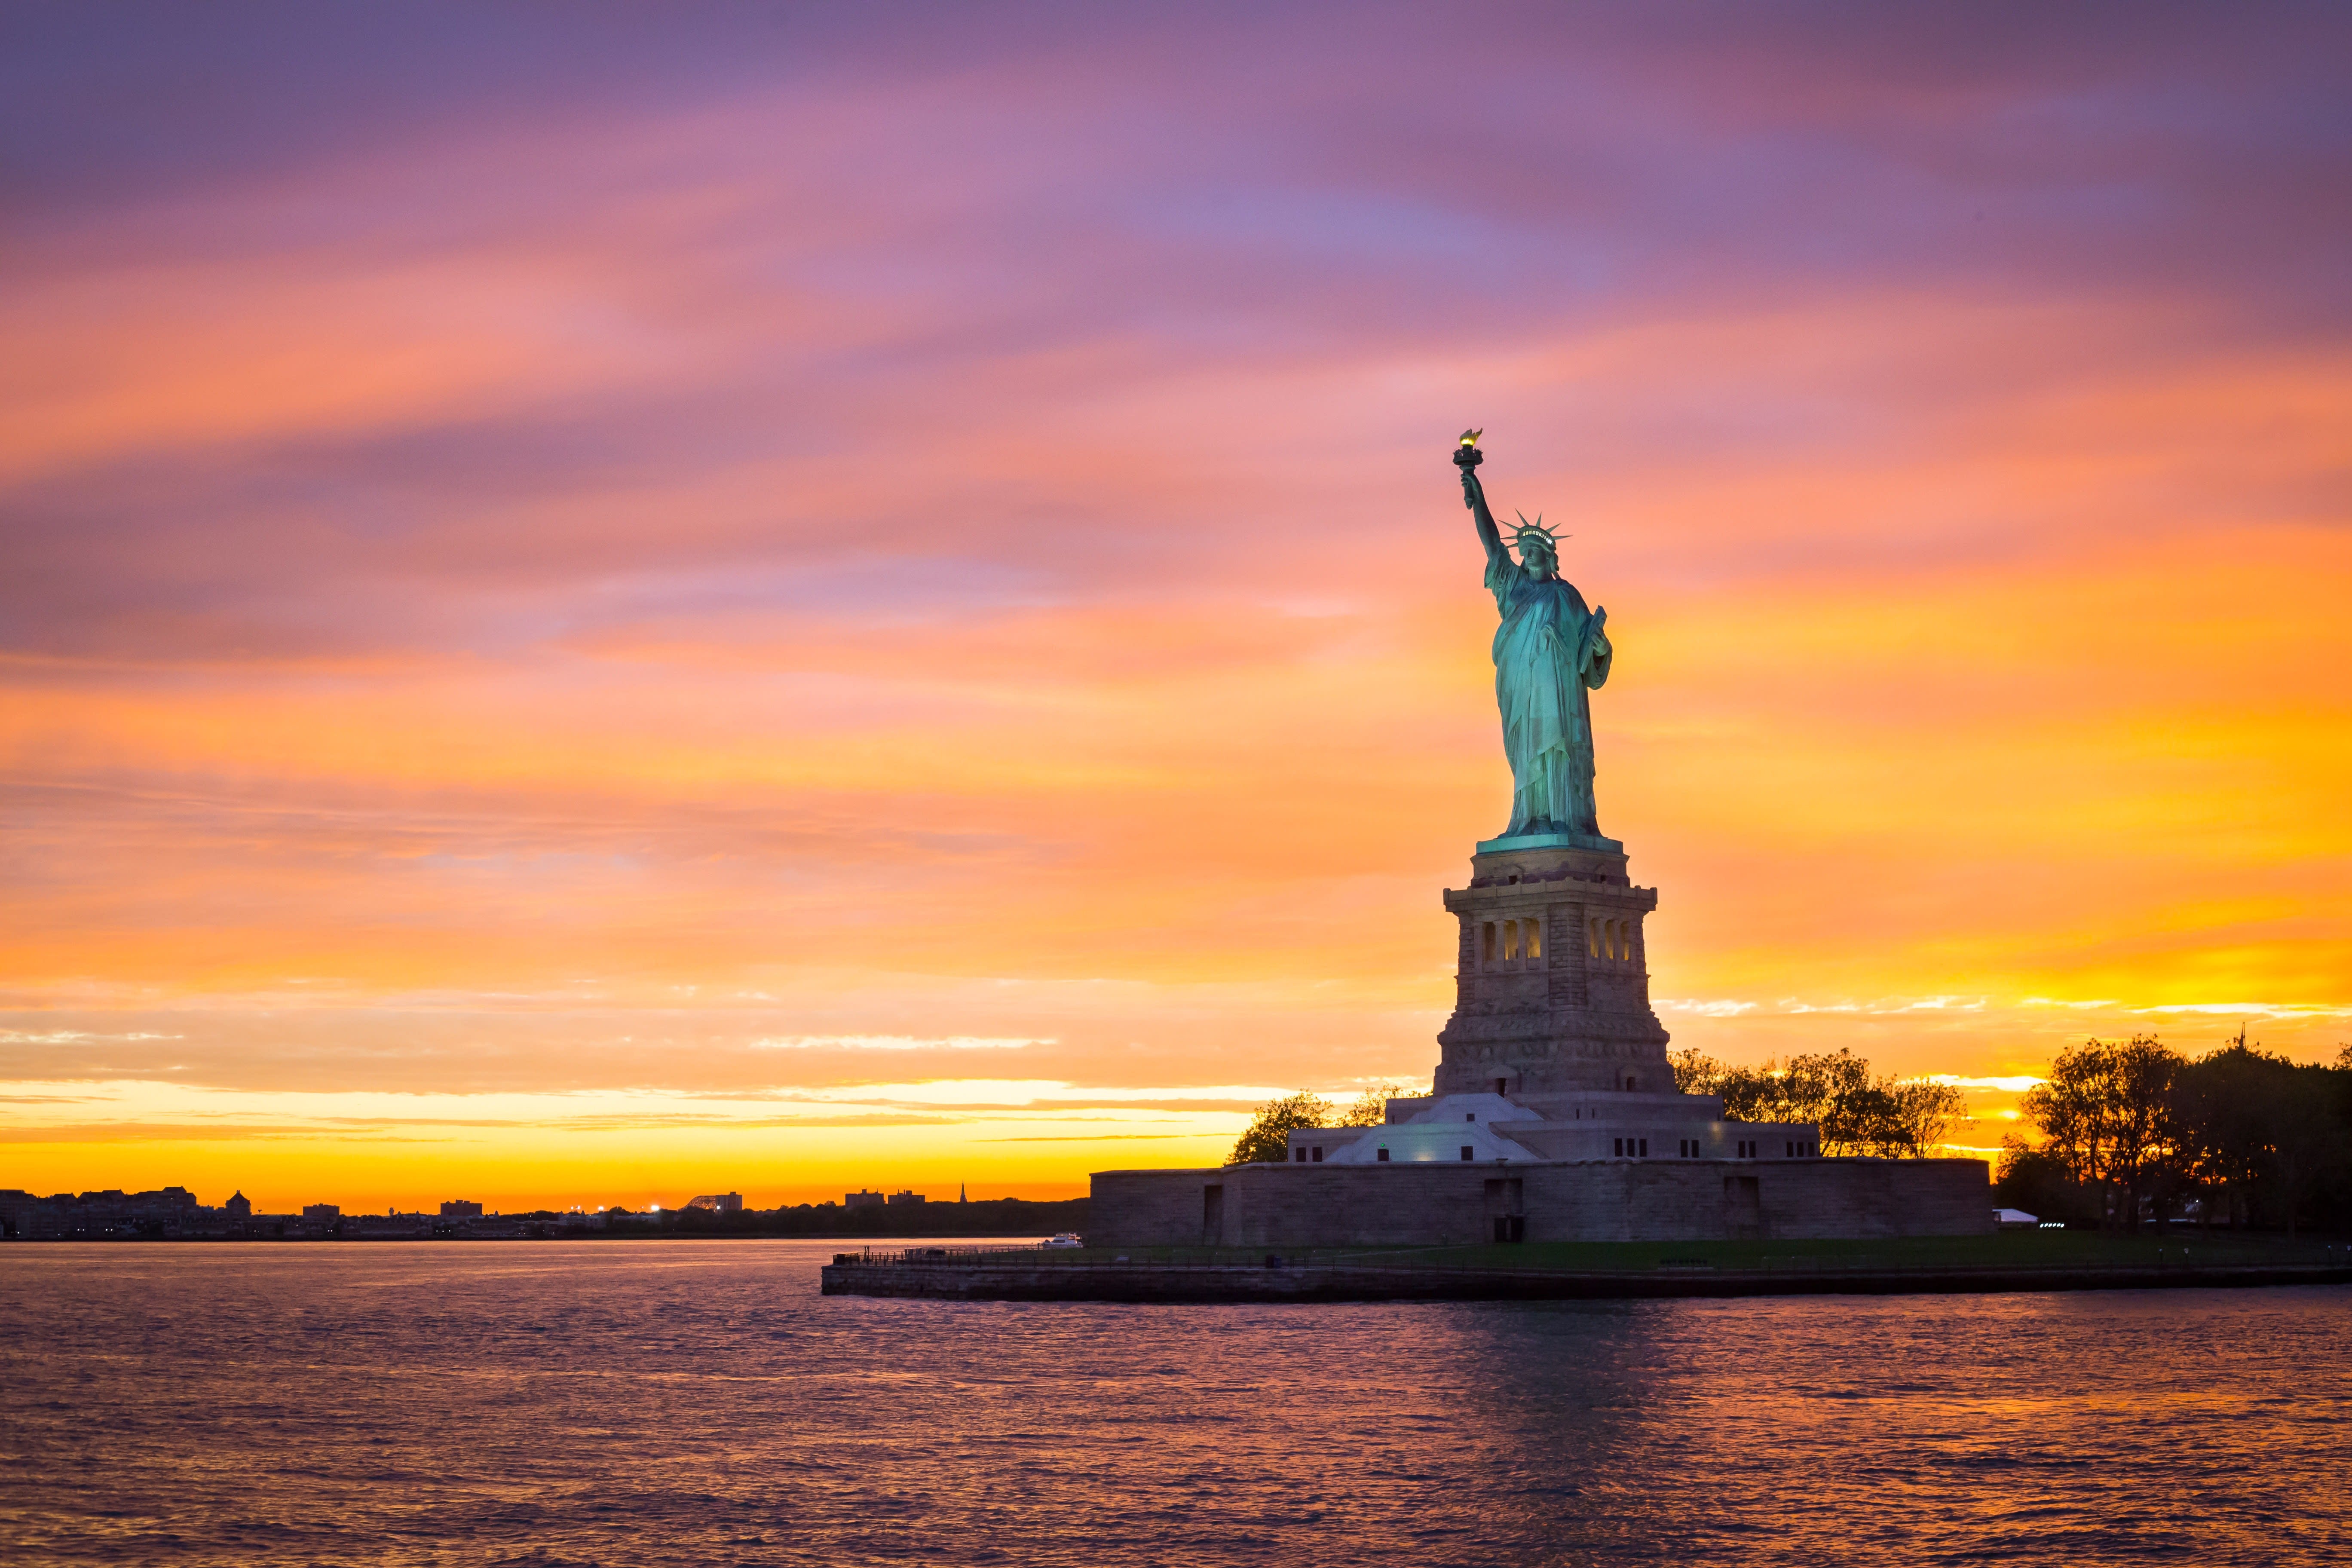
<box><xmin>3</xmin><ymin>1240</ymin><xmax>2346</xmax><ymax>1565</ymax></box>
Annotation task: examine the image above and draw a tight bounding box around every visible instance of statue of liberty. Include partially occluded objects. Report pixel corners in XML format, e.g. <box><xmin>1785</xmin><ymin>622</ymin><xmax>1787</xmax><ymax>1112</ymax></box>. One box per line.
<box><xmin>1454</xmin><ymin>432</ymin><xmax>1613</xmax><ymax>842</ymax></box>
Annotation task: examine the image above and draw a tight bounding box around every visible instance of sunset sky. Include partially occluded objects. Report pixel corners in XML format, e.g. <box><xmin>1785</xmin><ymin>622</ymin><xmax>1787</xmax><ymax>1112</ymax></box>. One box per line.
<box><xmin>6</xmin><ymin>5</ymin><xmax>2348</xmax><ymax>1211</ymax></box>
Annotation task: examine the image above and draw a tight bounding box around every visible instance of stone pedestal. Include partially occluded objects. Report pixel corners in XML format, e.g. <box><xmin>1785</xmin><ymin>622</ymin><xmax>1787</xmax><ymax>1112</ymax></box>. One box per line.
<box><xmin>1434</xmin><ymin>838</ymin><xmax>1670</xmax><ymax>1095</ymax></box>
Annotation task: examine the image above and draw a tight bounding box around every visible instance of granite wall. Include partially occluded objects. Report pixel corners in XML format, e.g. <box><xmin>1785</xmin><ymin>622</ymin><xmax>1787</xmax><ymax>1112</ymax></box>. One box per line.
<box><xmin>1090</xmin><ymin>1157</ymin><xmax>1993</xmax><ymax>1247</ymax></box>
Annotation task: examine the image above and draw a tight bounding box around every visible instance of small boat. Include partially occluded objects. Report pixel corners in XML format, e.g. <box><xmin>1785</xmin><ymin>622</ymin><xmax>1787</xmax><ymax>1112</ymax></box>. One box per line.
<box><xmin>1042</xmin><ymin>1232</ymin><xmax>1083</xmax><ymax>1250</ymax></box>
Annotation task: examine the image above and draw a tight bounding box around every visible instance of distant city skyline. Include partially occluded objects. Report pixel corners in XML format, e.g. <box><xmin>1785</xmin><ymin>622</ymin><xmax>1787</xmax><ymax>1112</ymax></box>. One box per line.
<box><xmin>0</xmin><ymin>1180</ymin><xmax>1051</xmax><ymax>1240</ymax></box>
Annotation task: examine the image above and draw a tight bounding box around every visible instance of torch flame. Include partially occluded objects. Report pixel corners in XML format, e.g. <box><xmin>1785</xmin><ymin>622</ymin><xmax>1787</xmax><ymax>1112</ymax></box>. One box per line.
<box><xmin>1459</xmin><ymin>428</ymin><xmax>1482</xmax><ymax>447</ymax></box>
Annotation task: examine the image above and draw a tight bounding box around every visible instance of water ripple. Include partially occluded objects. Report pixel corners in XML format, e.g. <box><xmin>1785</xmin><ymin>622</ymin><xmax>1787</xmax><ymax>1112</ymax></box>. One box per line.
<box><xmin>3</xmin><ymin>1241</ymin><xmax>2347</xmax><ymax>1565</ymax></box>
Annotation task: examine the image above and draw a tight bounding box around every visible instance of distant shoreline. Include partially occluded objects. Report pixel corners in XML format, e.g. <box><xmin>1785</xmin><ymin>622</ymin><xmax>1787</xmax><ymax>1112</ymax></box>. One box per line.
<box><xmin>0</xmin><ymin>1227</ymin><xmax>1079</xmax><ymax>1245</ymax></box>
<box><xmin>0</xmin><ymin>1196</ymin><xmax>1090</xmax><ymax>1244</ymax></box>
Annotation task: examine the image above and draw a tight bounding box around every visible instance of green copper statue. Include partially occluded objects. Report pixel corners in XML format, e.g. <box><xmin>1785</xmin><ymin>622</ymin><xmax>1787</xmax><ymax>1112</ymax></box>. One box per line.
<box><xmin>1454</xmin><ymin>432</ymin><xmax>1613</xmax><ymax>842</ymax></box>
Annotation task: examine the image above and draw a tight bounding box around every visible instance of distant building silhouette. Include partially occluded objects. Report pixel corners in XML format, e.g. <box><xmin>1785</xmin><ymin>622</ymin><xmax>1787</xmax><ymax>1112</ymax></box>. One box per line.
<box><xmin>845</xmin><ymin>1190</ymin><xmax>884</xmax><ymax>1210</ymax></box>
<box><xmin>224</xmin><ymin>1191</ymin><xmax>252</xmax><ymax>1218</ymax></box>
<box><xmin>439</xmin><ymin>1200</ymin><xmax>483</xmax><ymax>1218</ymax></box>
<box><xmin>685</xmin><ymin>1193</ymin><xmax>743</xmax><ymax>1214</ymax></box>
<box><xmin>885</xmin><ymin>1190</ymin><xmax>925</xmax><ymax>1207</ymax></box>
<box><xmin>0</xmin><ymin>1186</ymin><xmax>200</xmax><ymax>1238</ymax></box>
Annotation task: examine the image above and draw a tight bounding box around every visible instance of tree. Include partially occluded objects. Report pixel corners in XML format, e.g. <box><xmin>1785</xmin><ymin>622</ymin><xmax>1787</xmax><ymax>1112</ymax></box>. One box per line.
<box><xmin>1763</xmin><ymin>1050</ymin><xmax>1963</xmax><ymax>1157</ymax></box>
<box><xmin>1669</xmin><ymin>1047</ymin><xmax>1722</xmax><ymax>1095</ymax></box>
<box><xmin>1884</xmin><ymin>1078</ymin><xmax>1969</xmax><ymax>1158</ymax></box>
<box><xmin>2020</xmin><ymin>1036</ymin><xmax>2183</xmax><ymax>1229</ymax></box>
<box><xmin>2169</xmin><ymin>1041</ymin><xmax>2269</xmax><ymax>1227</ymax></box>
<box><xmin>1228</xmin><ymin>1091</ymin><xmax>1332</xmax><ymax>1165</ymax></box>
<box><xmin>2105</xmin><ymin>1037</ymin><xmax>2181</xmax><ymax>1231</ymax></box>
<box><xmin>1714</xmin><ymin>1061</ymin><xmax>1788</xmax><ymax>1124</ymax></box>
<box><xmin>1665</xmin><ymin>1047</ymin><xmax>1964</xmax><ymax>1156</ymax></box>
<box><xmin>2022</xmin><ymin>1043</ymin><xmax>2111</xmax><ymax>1196</ymax></box>
<box><xmin>2258</xmin><ymin>1063</ymin><xmax>2346</xmax><ymax>1240</ymax></box>
<box><xmin>1783</xmin><ymin>1052</ymin><xmax>1874</xmax><ymax>1152</ymax></box>
<box><xmin>1995</xmin><ymin>1134</ymin><xmax>2086</xmax><ymax>1221</ymax></box>
<box><xmin>2165</xmin><ymin>1031</ymin><xmax>2352</xmax><ymax>1234</ymax></box>
<box><xmin>1336</xmin><ymin>1082</ymin><xmax>1412</xmax><ymax>1128</ymax></box>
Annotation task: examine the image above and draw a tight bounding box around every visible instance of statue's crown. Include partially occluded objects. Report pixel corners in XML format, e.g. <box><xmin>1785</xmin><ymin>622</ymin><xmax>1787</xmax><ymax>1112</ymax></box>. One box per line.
<box><xmin>1512</xmin><ymin>511</ymin><xmax>1558</xmax><ymax>548</ymax></box>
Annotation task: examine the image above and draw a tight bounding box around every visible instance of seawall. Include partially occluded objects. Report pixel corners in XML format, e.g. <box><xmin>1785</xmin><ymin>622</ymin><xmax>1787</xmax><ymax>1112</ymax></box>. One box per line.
<box><xmin>821</xmin><ymin>1253</ymin><xmax>2352</xmax><ymax>1303</ymax></box>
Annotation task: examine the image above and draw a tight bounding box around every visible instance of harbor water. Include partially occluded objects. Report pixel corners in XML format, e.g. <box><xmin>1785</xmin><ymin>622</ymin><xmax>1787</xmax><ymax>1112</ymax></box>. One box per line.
<box><xmin>4</xmin><ymin>1239</ymin><xmax>2346</xmax><ymax>1565</ymax></box>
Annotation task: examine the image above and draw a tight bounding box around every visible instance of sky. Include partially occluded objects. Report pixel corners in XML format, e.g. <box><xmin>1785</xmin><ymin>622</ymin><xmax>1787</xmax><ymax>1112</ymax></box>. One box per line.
<box><xmin>5</xmin><ymin>3</ymin><xmax>2349</xmax><ymax>1211</ymax></box>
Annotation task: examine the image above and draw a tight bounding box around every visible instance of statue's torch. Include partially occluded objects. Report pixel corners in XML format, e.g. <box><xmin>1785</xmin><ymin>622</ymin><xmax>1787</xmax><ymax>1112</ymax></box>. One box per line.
<box><xmin>1454</xmin><ymin>427</ymin><xmax>1484</xmax><ymax>469</ymax></box>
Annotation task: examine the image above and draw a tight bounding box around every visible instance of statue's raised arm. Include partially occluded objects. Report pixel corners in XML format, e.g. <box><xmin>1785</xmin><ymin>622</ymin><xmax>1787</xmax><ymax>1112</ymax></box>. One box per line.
<box><xmin>1455</xmin><ymin>430</ymin><xmax>1512</xmax><ymax>577</ymax></box>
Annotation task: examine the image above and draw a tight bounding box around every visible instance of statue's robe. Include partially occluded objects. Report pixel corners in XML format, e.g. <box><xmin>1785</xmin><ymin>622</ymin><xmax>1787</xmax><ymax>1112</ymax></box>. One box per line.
<box><xmin>1486</xmin><ymin>558</ymin><xmax>1612</xmax><ymax>838</ymax></box>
